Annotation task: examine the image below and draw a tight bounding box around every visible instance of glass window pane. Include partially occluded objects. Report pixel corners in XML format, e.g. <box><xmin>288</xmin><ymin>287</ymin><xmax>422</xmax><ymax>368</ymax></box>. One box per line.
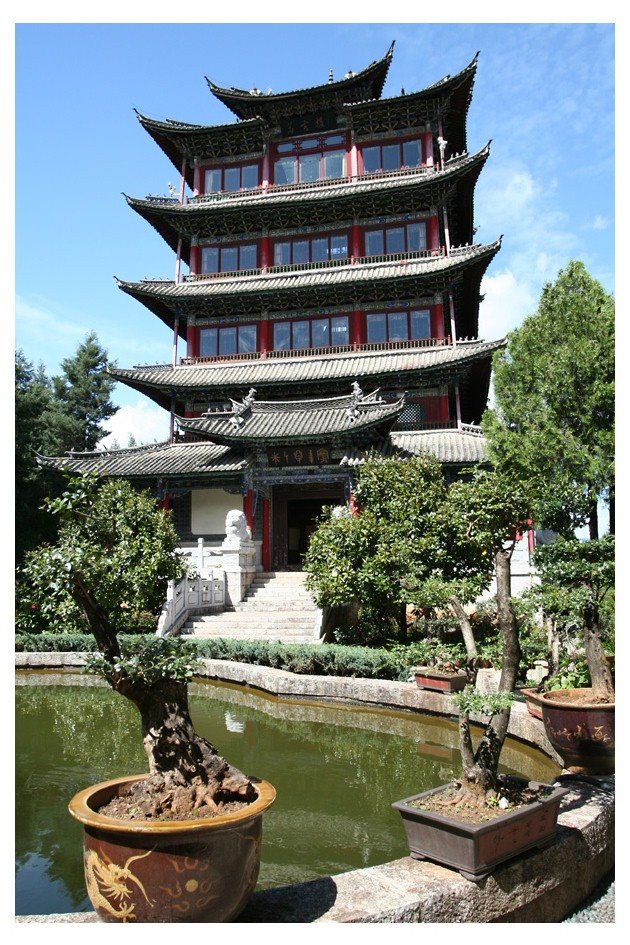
<box><xmin>331</xmin><ymin>316</ymin><xmax>349</xmax><ymax>345</ymax></box>
<box><xmin>365</xmin><ymin>230</ymin><xmax>384</xmax><ymax>256</ymax></box>
<box><xmin>274</xmin><ymin>322</ymin><xmax>291</xmax><ymax>350</ymax></box>
<box><xmin>242</xmin><ymin>164</ymin><xmax>259</xmax><ymax>189</ymax></box>
<box><xmin>205</xmin><ymin>169</ymin><xmax>222</xmax><ymax>193</ymax></box>
<box><xmin>402</xmin><ymin>139</ymin><xmax>422</xmax><ymax>167</ymax></box>
<box><xmin>292</xmin><ymin>320</ymin><xmax>310</xmax><ymax>349</ymax></box>
<box><xmin>362</xmin><ymin>146</ymin><xmax>380</xmax><ymax>173</ymax></box>
<box><xmin>299</xmin><ymin>153</ymin><xmax>320</xmax><ymax>182</ymax></box>
<box><xmin>330</xmin><ymin>234</ymin><xmax>348</xmax><ymax>259</ymax></box>
<box><xmin>238</xmin><ymin>325</ymin><xmax>257</xmax><ymax>353</ymax></box>
<box><xmin>240</xmin><ymin>244</ymin><xmax>257</xmax><ymax>269</ymax></box>
<box><xmin>199</xmin><ymin>328</ymin><xmax>218</xmax><ymax>357</ymax></box>
<box><xmin>201</xmin><ymin>246</ymin><xmax>219</xmax><ymax>274</ymax></box>
<box><xmin>407</xmin><ymin>223</ymin><xmax>427</xmax><ymax>252</ymax></box>
<box><xmin>300</xmin><ymin>138</ymin><xmax>319</xmax><ymax>150</ymax></box>
<box><xmin>388</xmin><ymin>311</ymin><xmax>408</xmax><ymax>341</ymax></box>
<box><xmin>224</xmin><ymin>167</ymin><xmax>240</xmax><ymax>192</ymax></box>
<box><xmin>292</xmin><ymin>240</ymin><xmax>310</xmax><ymax>265</ymax></box>
<box><xmin>410</xmin><ymin>310</ymin><xmax>431</xmax><ymax>339</ymax></box>
<box><xmin>382</xmin><ymin>144</ymin><xmax>400</xmax><ymax>171</ymax></box>
<box><xmin>220</xmin><ymin>246</ymin><xmax>238</xmax><ymax>272</ymax></box>
<box><xmin>324</xmin><ymin>151</ymin><xmax>345</xmax><ymax>179</ymax></box>
<box><xmin>311</xmin><ymin>238</ymin><xmax>328</xmax><ymax>262</ymax></box>
<box><xmin>274</xmin><ymin>157</ymin><xmax>296</xmax><ymax>185</ymax></box>
<box><xmin>324</xmin><ymin>134</ymin><xmax>345</xmax><ymax>146</ymax></box>
<box><xmin>366</xmin><ymin>313</ymin><xmax>386</xmax><ymax>343</ymax></box>
<box><xmin>273</xmin><ymin>242</ymin><xmax>291</xmax><ymax>266</ymax></box>
<box><xmin>276</xmin><ymin>142</ymin><xmax>295</xmax><ymax>154</ymax></box>
<box><xmin>386</xmin><ymin>227</ymin><xmax>405</xmax><ymax>254</ymax></box>
<box><xmin>218</xmin><ymin>327</ymin><xmax>237</xmax><ymax>356</ymax></box>
<box><xmin>311</xmin><ymin>318</ymin><xmax>329</xmax><ymax>347</ymax></box>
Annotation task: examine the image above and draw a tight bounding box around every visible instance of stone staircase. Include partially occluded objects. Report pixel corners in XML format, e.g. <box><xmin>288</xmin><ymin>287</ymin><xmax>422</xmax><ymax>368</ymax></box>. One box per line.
<box><xmin>182</xmin><ymin>571</ymin><xmax>321</xmax><ymax>644</ymax></box>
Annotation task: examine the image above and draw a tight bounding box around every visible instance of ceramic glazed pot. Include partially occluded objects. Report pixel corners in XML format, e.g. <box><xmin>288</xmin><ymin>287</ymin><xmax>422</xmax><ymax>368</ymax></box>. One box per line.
<box><xmin>68</xmin><ymin>774</ymin><xmax>276</xmax><ymax>923</ymax></box>
<box><xmin>414</xmin><ymin>669</ymin><xmax>467</xmax><ymax>693</ymax></box>
<box><xmin>540</xmin><ymin>688</ymin><xmax>615</xmax><ymax>774</ymax></box>
<box><xmin>520</xmin><ymin>687</ymin><xmax>545</xmax><ymax>720</ymax></box>
<box><xmin>392</xmin><ymin>779</ymin><xmax>568</xmax><ymax>882</ymax></box>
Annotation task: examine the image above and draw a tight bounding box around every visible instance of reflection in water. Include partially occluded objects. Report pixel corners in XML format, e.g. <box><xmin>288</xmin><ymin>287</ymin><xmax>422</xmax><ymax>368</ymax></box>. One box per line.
<box><xmin>15</xmin><ymin>672</ymin><xmax>559</xmax><ymax>915</ymax></box>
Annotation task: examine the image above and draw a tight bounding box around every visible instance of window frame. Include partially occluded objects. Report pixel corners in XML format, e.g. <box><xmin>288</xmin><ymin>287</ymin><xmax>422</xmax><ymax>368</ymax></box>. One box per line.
<box><xmin>272</xmin><ymin>313</ymin><xmax>351</xmax><ymax>352</ymax></box>
<box><xmin>198</xmin><ymin>323</ymin><xmax>258</xmax><ymax>358</ymax></box>
<box><xmin>365</xmin><ymin>307</ymin><xmax>432</xmax><ymax>344</ymax></box>
<box><xmin>271</xmin><ymin>230</ymin><xmax>350</xmax><ymax>267</ymax></box>
<box><xmin>359</xmin><ymin>137</ymin><xmax>423</xmax><ymax>175</ymax></box>
<box><xmin>200</xmin><ymin>241</ymin><xmax>259</xmax><ymax>275</ymax></box>
<box><xmin>202</xmin><ymin>160</ymin><xmax>261</xmax><ymax>195</ymax></box>
<box><xmin>363</xmin><ymin>220</ymin><xmax>428</xmax><ymax>257</ymax></box>
<box><xmin>272</xmin><ymin>132</ymin><xmax>348</xmax><ymax>186</ymax></box>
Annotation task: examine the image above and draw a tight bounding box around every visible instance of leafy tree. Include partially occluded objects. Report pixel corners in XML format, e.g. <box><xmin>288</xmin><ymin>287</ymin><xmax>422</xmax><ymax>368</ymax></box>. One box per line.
<box><xmin>483</xmin><ymin>260</ymin><xmax>614</xmax><ymax>538</ymax></box>
<box><xmin>51</xmin><ymin>331</ymin><xmax>118</xmax><ymax>452</ymax></box>
<box><xmin>17</xmin><ymin>475</ymin><xmax>185</xmax><ymax>634</ymax></box>
<box><xmin>16</xmin><ymin>474</ymin><xmax>256</xmax><ymax>815</ymax></box>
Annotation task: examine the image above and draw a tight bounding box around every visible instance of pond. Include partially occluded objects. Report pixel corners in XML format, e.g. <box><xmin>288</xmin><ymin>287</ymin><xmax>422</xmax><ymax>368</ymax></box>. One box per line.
<box><xmin>15</xmin><ymin>671</ymin><xmax>560</xmax><ymax>916</ymax></box>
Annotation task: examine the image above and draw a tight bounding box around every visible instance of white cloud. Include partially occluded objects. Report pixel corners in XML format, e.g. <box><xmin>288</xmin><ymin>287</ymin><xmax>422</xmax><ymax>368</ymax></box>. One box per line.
<box><xmin>593</xmin><ymin>215</ymin><xmax>610</xmax><ymax>231</ymax></box>
<box><xmin>99</xmin><ymin>400</ymin><xmax>170</xmax><ymax>449</ymax></box>
<box><xmin>479</xmin><ymin>269</ymin><xmax>537</xmax><ymax>339</ymax></box>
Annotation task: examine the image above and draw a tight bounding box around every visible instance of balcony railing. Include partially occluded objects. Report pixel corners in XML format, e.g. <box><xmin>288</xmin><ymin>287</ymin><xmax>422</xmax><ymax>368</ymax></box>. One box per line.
<box><xmin>180</xmin><ymin>335</ymin><xmax>450</xmax><ymax>368</ymax></box>
<box><xmin>183</xmin><ymin>248</ymin><xmax>442</xmax><ymax>285</ymax></box>
<box><xmin>188</xmin><ymin>162</ymin><xmax>437</xmax><ymax>206</ymax></box>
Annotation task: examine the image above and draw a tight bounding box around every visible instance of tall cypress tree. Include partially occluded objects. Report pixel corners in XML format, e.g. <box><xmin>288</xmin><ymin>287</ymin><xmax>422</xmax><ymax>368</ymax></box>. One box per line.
<box><xmin>52</xmin><ymin>331</ymin><xmax>118</xmax><ymax>452</ymax></box>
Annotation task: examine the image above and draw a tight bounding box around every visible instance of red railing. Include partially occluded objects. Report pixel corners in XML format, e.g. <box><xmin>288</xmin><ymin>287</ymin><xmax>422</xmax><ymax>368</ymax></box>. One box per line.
<box><xmin>187</xmin><ymin>162</ymin><xmax>436</xmax><ymax>206</ymax></box>
<box><xmin>180</xmin><ymin>336</ymin><xmax>450</xmax><ymax>367</ymax></box>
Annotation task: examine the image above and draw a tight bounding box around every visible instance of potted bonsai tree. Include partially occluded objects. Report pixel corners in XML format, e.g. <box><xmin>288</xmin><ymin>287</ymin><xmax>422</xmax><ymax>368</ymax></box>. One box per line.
<box><xmin>17</xmin><ymin>474</ymin><xmax>275</xmax><ymax>922</ymax></box>
<box><xmin>534</xmin><ymin>536</ymin><xmax>614</xmax><ymax>774</ymax></box>
<box><xmin>391</xmin><ymin>468</ymin><xmax>568</xmax><ymax>881</ymax></box>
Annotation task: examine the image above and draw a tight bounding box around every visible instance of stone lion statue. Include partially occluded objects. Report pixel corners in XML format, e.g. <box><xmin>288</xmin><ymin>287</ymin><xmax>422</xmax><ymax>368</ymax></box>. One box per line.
<box><xmin>224</xmin><ymin>509</ymin><xmax>250</xmax><ymax>545</ymax></box>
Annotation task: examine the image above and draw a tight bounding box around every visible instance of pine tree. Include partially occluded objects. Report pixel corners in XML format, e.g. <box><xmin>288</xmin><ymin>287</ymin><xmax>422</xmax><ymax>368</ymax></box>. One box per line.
<box><xmin>51</xmin><ymin>331</ymin><xmax>118</xmax><ymax>452</ymax></box>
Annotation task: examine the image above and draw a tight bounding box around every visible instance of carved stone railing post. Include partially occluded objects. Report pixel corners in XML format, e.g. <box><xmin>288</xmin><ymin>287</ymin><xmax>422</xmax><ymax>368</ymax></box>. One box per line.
<box><xmin>221</xmin><ymin>509</ymin><xmax>257</xmax><ymax>608</ymax></box>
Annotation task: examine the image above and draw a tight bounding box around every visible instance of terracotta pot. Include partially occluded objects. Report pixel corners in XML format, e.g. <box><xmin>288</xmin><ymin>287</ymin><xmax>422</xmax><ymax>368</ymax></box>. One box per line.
<box><xmin>68</xmin><ymin>774</ymin><xmax>276</xmax><ymax>923</ymax></box>
<box><xmin>392</xmin><ymin>779</ymin><xmax>568</xmax><ymax>882</ymax></box>
<box><xmin>414</xmin><ymin>668</ymin><xmax>467</xmax><ymax>693</ymax></box>
<box><xmin>520</xmin><ymin>687</ymin><xmax>545</xmax><ymax>720</ymax></box>
<box><xmin>540</xmin><ymin>688</ymin><xmax>615</xmax><ymax>775</ymax></box>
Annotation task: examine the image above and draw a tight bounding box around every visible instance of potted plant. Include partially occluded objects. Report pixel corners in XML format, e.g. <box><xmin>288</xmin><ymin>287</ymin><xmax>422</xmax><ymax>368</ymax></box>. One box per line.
<box><xmin>534</xmin><ymin>537</ymin><xmax>615</xmax><ymax>774</ymax></box>
<box><xmin>413</xmin><ymin>657</ymin><xmax>468</xmax><ymax>693</ymax></box>
<box><xmin>19</xmin><ymin>475</ymin><xmax>275</xmax><ymax>922</ymax></box>
<box><xmin>392</xmin><ymin>469</ymin><xmax>568</xmax><ymax>881</ymax></box>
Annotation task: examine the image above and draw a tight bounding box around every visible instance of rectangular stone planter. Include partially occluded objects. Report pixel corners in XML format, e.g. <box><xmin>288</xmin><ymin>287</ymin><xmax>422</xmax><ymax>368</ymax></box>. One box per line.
<box><xmin>414</xmin><ymin>669</ymin><xmax>467</xmax><ymax>693</ymax></box>
<box><xmin>392</xmin><ymin>781</ymin><xmax>568</xmax><ymax>881</ymax></box>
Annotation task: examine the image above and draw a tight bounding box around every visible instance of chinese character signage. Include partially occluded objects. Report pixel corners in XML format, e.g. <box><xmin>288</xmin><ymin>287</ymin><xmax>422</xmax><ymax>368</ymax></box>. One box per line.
<box><xmin>279</xmin><ymin>110</ymin><xmax>339</xmax><ymax>138</ymax></box>
<box><xmin>268</xmin><ymin>445</ymin><xmax>332</xmax><ymax>467</ymax></box>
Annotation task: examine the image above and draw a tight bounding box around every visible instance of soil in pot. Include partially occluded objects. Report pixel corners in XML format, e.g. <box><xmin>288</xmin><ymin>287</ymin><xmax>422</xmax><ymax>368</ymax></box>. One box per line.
<box><xmin>407</xmin><ymin>777</ymin><xmax>555</xmax><ymax>825</ymax></box>
<box><xmin>97</xmin><ymin>770</ymin><xmax>254</xmax><ymax>822</ymax></box>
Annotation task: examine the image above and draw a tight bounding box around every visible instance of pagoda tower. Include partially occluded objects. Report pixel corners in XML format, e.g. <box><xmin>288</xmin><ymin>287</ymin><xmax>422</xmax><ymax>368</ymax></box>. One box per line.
<box><xmin>44</xmin><ymin>43</ymin><xmax>504</xmax><ymax>572</ymax></box>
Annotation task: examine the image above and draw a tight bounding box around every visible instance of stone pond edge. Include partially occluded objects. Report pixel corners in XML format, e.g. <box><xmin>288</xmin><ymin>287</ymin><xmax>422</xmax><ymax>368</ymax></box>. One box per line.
<box><xmin>15</xmin><ymin>652</ymin><xmax>614</xmax><ymax>923</ymax></box>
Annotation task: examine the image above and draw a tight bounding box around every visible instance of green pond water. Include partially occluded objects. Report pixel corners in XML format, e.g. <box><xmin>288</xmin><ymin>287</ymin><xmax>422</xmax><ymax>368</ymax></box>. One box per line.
<box><xmin>15</xmin><ymin>671</ymin><xmax>559</xmax><ymax>916</ymax></box>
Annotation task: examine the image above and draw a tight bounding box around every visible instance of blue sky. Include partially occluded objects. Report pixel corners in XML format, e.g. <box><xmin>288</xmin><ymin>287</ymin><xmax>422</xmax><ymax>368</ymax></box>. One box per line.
<box><xmin>13</xmin><ymin>20</ymin><xmax>615</xmax><ymax>447</ymax></box>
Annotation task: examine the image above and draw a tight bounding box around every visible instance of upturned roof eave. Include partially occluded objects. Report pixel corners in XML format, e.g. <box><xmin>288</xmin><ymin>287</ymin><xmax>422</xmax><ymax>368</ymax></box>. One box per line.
<box><xmin>206</xmin><ymin>42</ymin><xmax>395</xmax><ymax>119</ymax></box>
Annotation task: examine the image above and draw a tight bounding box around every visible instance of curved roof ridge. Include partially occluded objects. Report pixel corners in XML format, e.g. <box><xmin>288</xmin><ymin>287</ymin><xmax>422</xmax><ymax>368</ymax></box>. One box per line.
<box><xmin>205</xmin><ymin>42</ymin><xmax>395</xmax><ymax>111</ymax></box>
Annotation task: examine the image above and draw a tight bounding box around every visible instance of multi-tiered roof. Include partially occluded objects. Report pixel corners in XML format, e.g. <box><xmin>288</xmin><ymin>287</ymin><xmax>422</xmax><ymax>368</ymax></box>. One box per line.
<box><xmin>42</xmin><ymin>43</ymin><xmax>502</xmax><ymax>495</ymax></box>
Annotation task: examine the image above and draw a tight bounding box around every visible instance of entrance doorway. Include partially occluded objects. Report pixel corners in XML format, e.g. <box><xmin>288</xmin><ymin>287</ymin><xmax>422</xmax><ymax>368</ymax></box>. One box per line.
<box><xmin>272</xmin><ymin>483</ymin><xmax>345</xmax><ymax>570</ymax></box>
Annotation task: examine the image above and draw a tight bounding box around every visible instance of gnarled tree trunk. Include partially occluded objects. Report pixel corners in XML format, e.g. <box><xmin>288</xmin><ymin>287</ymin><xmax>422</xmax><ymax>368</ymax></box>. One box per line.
<box><xmin>583</xmin><ymin>598</ymin><xmax>614</xmax><ymax>702</ymax></box>
<box><xmin>71</xmin><ymin>574</ymin><xmax>256</xmax><ymax>815</ymax></box>
<box><xmin>458</xmin><ymin>548</ymin><xmax>520</xmax><ymax>797</ymax></box>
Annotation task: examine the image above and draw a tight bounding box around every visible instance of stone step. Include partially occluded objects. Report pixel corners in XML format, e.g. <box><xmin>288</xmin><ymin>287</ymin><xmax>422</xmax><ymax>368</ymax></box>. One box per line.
<box><xmin>234</xmin><ymin>600</ymin><xmax>317</xmax><ymax>612</ymax></box>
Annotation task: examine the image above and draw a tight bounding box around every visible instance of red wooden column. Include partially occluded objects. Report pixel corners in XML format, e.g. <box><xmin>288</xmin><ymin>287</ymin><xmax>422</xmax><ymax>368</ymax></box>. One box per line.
<box><xmin>190</xmin><ymin>245</ymin><xmax>200</xmax><ymax>275</ymax></box>
<box><xmin>262</xmin><ymin>147</ymin><xmax>270</xmax><ymax>189</ymax></box>
<box><xmin>258</xmin><ymin>319</ymin><xmax>271</xmax><ymax>356</ymax></box>
<box><xmin>260</xmin><ymin>234</ymin><xmax>271</xmax><ymax>272</ymax></box>
<box><xmin>186</xmin><ymin>326</ymin><xmax>198</xmax><ymax>358</ymax></box>
<box><xmin>262</xmin><ymin>498</ymin><xmax>271</xmax><ymax>572</ymax></box>
<box><xmin>243</xmin><ymin>490</ymin><xmax>254</xmax><ymax>537</ymax></box>
<box><xmin>351</xmin><ymin>309</ymin><xmax>364</xmax><ymax>347</ymax></box>
<box><xmin>423</xmin><ymin>131</ymin><xmax>434</xmax><ymax>166</ymax></box>
<box><xmin>428</xmin><ymin>214</ymin><xmax>440</xmax><ymax>253</ymax></box>
<box><xmin>193</xmin><ymin>164</ymin><xmax>202</xmax><ymax>196</ymax></box>
<box><xmin>351</xmin><ymin>224</ymin><xmax>362</xmax><ymax>261</ymax></box>
<box><xmin>431</xmin><ymin>301</ymin><xmax>444</xmax><ymax>340</ymax></box>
